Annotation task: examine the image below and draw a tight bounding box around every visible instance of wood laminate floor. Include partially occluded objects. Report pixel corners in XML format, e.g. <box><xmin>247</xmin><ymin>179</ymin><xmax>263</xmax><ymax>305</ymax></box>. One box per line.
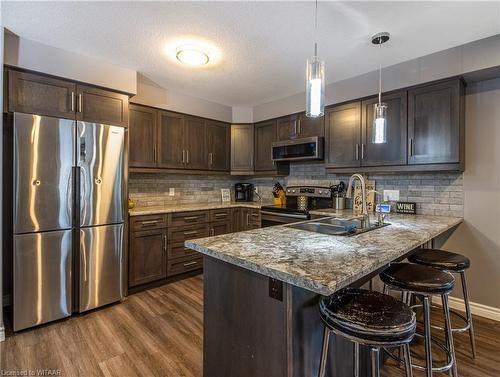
<box><xmin>1</xmin><ymin>274</ymin><xmax>499</xmax><ymax>376</ymax></box>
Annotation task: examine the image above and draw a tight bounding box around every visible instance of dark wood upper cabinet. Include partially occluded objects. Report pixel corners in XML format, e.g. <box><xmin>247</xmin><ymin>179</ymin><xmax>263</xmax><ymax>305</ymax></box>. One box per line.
<box><xmin>326</xmin><ymin>102</ymin><xmax>361</xmax><ymax>168</ymax></box>
<box><xmin>408</xmin><ymin>79</ymin><xmax>463</xmax><ymax>165</ymax></box>
<box><xmin>157</xmin><ymin>111</ymin><xmax>184</xmax><ymax>169</ymax></box>
<box><xmin>298</xmin><ymin>113</ymin><xmax>325</xmax><ymax>138</ymax></box>
<box><xmin>207</xmin><ymin>120</ymin><xmax>230</xmax><ymax>171</ymax></box>
<box><xmin>277</xmin><ymin>114</ymin><xmax>299</xmax><ymax>141</ymax></box>
<box><xmin>254</xmin><ymin>120</ymin><xmax>278</xmax><ymax>171</ymax></box>
<box><xmin>129</xmin><ymin>228</ymin><xmax>167</xmax><ymax>287</ymax></box>
<box><xmin>231</xmin><ymin>124</ymin><xmax>254</xmax><ymax>173</ymax></box>
<box><xmin>184</xmin><ymin>116</ymin><xmax>208</xmax><ymax>170</ymax></box>
<box><xmin>129</xmin><ymin>104</ymin><xmax>157</xmax><ymax>168</ymax></box>
<box><xmin>76</xmin><ymin>85</ymin><xmax>129</xmax><ymax>127</ymax></box>
<box><xmin>277</xmin><ymin>113</ymin><xmax>324</xmax><ymax>141</ymax></box>
<box><xmin>8</xmin><ymin>70</ymin><xmax>76</xmax><ymax>119</ymax></box>
<box><xmin>361</xmin><ymin>91</ymin><xmax>407</xmax><ymax>167</ymax></box>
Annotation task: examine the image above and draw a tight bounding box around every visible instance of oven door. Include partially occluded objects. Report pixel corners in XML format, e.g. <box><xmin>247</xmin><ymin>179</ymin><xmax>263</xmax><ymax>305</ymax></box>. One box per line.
<box><xmin>260</xmin><ymin>211</ymin><xmax>308</xmax><ymax>227</ymax></box>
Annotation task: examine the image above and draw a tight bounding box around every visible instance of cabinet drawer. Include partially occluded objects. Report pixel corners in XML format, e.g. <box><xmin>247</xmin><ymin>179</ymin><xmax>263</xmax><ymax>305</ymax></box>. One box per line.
<box><xmin>168</xmin><ymin>242</ymin><xmax>200</xmax><ymax>260</ymax></box>
<box><xmin>209</xmin><ymin>208</ymin><xmax>231</xmax><ymax>222</ymax></box>
<box><xmin>169</xmin><ymin>224</ymin><xmax>210</xmax><ymax>243</ymax></box>
<box><xmin>167</xmin><ymin>255</ymin><xmax>203</xmax><ymax>277</ymax></box>
<box><xmin>170</xmin><ymin>210</ymin><xmax>209</xmax><ymax>226</ymax></box>
<box><xmin>131</xmin><ymin>214</ymin><xmax>167</xmax><ymax>231</ymax></box>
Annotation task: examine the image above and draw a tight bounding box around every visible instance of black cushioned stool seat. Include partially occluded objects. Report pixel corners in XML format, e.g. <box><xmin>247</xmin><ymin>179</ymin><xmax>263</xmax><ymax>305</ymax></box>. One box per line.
<box><xmin>380</xmin><ymin>262</ymin><xmax>454</xmax><ymax>294</ymax></box>
<box><xmin>408</xmin><ymin>249</ymin><xmax>470</xmax><ymax>271</ymax></box>
<box><xmin>317</xmin><ymin>288</ymin><xmax>415</xmax><ymax>377</ymax></box>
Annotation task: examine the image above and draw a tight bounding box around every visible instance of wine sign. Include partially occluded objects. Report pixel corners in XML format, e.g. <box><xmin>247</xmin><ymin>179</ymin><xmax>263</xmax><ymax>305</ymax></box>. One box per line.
<box><xmin>396</xmin><ymin>202</ymin><xmax>417</xmax><ymax>214</ymax></box>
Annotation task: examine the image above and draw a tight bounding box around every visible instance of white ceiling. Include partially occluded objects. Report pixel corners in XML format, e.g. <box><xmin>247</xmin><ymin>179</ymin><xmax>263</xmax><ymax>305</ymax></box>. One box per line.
<box><xmin>3</xmin><ymin>1</ymin><xmax>500</xmax><ymax>107</ymax></box>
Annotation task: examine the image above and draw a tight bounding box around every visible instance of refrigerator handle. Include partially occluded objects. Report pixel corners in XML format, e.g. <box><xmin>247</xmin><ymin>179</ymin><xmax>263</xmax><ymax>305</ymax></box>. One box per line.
<box><xmin>80</xmin><ymin>230</ymin><xmax>88</xmax><ymax>283</ymax></box>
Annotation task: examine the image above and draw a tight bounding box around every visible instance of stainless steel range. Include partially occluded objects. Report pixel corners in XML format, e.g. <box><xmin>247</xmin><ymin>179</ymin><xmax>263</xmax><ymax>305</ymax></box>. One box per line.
<box><xmin>260</xmin><ymin>186</ymin><xmax>333</xmax><ymax>227</ymax></box>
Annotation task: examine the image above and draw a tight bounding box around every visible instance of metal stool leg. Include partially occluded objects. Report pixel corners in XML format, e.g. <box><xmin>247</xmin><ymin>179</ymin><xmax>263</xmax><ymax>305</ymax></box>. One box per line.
<box><xmin>354</xmin><ymin>342</ymin><xmax>360</xmax><ymax>377</ymax></box>
<box><xmin>423</xmin><ymin>295</ymin><xmax>433</xmax><ymax>377</ymax></box>
<box><xmin>318</xmin><ymin>326</ymin><xmax>331</xmax><ymax>377</ymax></box>
<box><xmin>442</xmin><ymin>294</ymin><xmax>458</xmax><ymax>377</ymax></box>
<box><xmin>383</xmin><ymin>284</ymin><xmax>388</xmax><ymax>295</ymax></box>
<box><xmin>403</xmin><ymin>343</ymin><xmax>413</xmax><ymax>377</ymax></box>
<box><xmin>371</xmin><ymin>347</ymin><xmax>380</xmax><ymax>377</ymax></box>
<box><xmin>460</xmin><ymin>270</ymin><xmax>477</xmax><ymax>358</ymax></box>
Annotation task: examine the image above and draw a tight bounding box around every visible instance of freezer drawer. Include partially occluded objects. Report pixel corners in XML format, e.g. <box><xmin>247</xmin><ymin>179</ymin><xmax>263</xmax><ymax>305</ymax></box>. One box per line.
<box><xmin>78</xmin><ymin>122</ymin><xmax>124</xmax><ymax>227</ymax></box>
<box><xmin>13</xmin><ymin>113</ymin><xmax>75</xmax><ymax>233</ymax></box>
<box><xmin>13</xmin><ymin>230</ymin><xmax>72</xmax><ymax>331</ymax></box>
<box><xmin>79</xmin><ymin>224</ymin><xmax>124</xmax><ymax>312</ymax></box>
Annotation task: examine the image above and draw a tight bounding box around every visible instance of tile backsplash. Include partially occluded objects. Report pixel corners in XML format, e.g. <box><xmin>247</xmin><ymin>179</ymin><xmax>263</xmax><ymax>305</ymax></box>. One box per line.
<box><xmin>129</xmin><ymin>162</ymin><xmax>463</xmax><ymax>217</ymax></box>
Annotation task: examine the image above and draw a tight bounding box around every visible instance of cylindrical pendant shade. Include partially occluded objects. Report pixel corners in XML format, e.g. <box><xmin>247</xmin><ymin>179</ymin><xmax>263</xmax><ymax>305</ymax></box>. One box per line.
<box><xmin>306</xmin><ymin>57</ymin><xmax>325</xmax><ymax>118</ymax></box>
<box><xmin>372</xmin><ymin>102</ymin><xmax>387</xmax><ymax>144</ymax></box>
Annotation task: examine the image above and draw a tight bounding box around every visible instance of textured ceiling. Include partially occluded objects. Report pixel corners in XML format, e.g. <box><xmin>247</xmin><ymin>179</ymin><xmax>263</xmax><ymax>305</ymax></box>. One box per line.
<box><xmin>2</xmin><ymin>1</ymin><xmax>500</xmax><ymax>107</ymax></box>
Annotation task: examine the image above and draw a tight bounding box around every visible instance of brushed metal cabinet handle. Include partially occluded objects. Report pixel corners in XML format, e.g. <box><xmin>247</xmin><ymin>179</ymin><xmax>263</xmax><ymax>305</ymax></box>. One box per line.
<box><xmin>163</xmin><ymin>235</ymin><xmax>167</xmax><ymax>251</ymax></box>
<box><xmin>210</xmin><ymin>228</ymin><xmax>215</xmax><ymax>236</ymax></box>
<box><xmin>214</xmin><ymin>213</ymin><xmax>227</xmax><ymax>218</ymax></box>
<box><xmin>294</xmin><ymin>120</ymin><xmax>298</xmax><ymax>136</ymax></box>
<box><xmin>183</xmin><ymin>231</ymin><xmax>198</xmax><ymax>236</ymax></box>
<box><xmin>298</xmin><ymin>119</ymin><xmax>302</xmax><ymax>134</ymax></box>
<box><xmin>182</xmin><ymin>150</ymin><xmax>185</xmax><ymax>164</ymax></box>
<box><xmin>183</xmin><ymin>261</ymin><xmax>198</xmax><ymax>267</ymax></box>
<box><xmin>355</xmin><ymin>144</ymin><xmax>360</xmax><ymax>161</ymax></box>
<box><xmin>409</xmin><ymin>138</ymin><xmax>414</xmax><ymax>157</ymax></box>
<box><xmin>186</xmin><ymin>150</ymin><xmax>190</xmax><ymax>164</ymax></box>
<box><xmin>183</xmin><ymin>216</ymin><xmax>199</xmax><ymax>221</ymax></box>
<box><xmin>78</xmin><ymin>93</ymin><xmax>83</xmax><ymax>113</ymax></box>
<box><xmin>246</xmin><ymin>213</ymin><xmax>250</xmax><ymax>227</ymax></box>
<box><xmin>153</xmin><ymin>147</ymin><xmax>157</xmax><ymax>162</ymax></box>
<box><xmin>361</xmin><ymin>144</ymin><xmax>365</xmax><ymax>160</ymax></box>
<box><xmin>141</xmin><ymin>220</ymin><xmax>160</xmax><ymax>227</ymax></box>
<box><xmin>71</xmin><ymin>92</ymin><xmax>75</xmax><ymax>112</ymax></box>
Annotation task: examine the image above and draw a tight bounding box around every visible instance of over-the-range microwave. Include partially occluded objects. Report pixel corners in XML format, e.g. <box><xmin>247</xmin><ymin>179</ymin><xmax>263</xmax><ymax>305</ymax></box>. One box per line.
<box><xmin>271</xmin><ymin>136</ymin><xmax>324</xmax><ymax>162</ymax></box>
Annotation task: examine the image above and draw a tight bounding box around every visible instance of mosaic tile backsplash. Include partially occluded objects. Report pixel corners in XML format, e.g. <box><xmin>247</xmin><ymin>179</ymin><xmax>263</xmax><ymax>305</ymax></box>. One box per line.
<box><xmin>129</xmin><ymin>162</ymin><xmax>463</xmax><ymax>217</ymax></box>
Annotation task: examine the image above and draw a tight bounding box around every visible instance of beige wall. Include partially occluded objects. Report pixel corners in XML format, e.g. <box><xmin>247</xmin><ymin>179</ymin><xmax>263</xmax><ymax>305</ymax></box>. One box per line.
<box><xmin>253</xmin><ymin>34</ymin><xmax>500</xmax><ymax>122</ymax></box>
<box><xmin>131</xmin><ymin>76</ymin><xmax>233</xmax><ymax>123</ymax></box>
<box><xmin>436</xmin><ymin>78</ymin><xmax>500</xmax><ymax>309</ymax></box>
<box><xmin>4</xmin><ymin>32</ymin><xmax>137</xmax><ymax>94</ymax></box>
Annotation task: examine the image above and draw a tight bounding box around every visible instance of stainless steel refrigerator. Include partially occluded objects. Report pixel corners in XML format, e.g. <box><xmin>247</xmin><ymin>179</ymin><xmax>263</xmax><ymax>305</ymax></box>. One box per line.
<box><xmin>13</xmin><ymin>112</ymin><xmax>125</xmax><ymax>331</ymax></box>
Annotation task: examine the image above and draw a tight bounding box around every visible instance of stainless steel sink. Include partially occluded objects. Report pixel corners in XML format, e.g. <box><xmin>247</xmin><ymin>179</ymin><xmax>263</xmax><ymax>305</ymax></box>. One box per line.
<box><xmin>286</xmin><ymin>217</ymin><xmax>389</xmax><ymax>236</ymax></box>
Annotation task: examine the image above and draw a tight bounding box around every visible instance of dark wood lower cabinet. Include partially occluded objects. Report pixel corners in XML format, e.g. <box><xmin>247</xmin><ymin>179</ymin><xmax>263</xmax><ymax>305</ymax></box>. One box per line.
<box><xmin>129</xmin><ymin>207</ymin><xmax>256</xmax><ymax>288</ymax></box>
<box><xmin>129</xmin><ymin>228</ymin><xmax>167</xmax><ymax>287</ymax></box>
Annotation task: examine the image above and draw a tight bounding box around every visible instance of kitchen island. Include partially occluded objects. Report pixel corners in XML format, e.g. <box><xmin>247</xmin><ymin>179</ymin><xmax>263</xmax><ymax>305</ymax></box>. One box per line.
<box><xmin>185</xmin><ymin>210</ymin><xmax>462</xmax><ymax>377</ymax></box>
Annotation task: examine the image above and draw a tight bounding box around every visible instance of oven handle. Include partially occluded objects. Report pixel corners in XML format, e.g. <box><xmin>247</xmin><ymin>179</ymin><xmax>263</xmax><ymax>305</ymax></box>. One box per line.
<box><xmin>260</xmin><ymin>211</ymin><xmax>308</xmax><ymax>220</ymax></box>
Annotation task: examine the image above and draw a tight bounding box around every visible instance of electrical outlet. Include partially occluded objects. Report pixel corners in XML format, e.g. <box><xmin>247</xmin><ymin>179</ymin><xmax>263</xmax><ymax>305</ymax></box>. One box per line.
<box><xmin>383</xmin><ymin>189</ymin><xmax>400</xmax><ymax>201</ymax></box>
<box><xmin>169</xmin><ymin>188</ymin><xmax>175</xmax><ymax>196</ymax></box>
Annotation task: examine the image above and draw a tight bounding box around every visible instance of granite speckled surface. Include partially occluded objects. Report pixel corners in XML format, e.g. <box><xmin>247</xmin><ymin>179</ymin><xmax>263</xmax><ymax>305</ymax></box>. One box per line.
<box><xmin>129</xmin><ymin>201</ymin><xmax>266</xmax><ymax>216</ymax></box>
<box><xmin>185</xmin><ymin>212</ymin><xmax>462</xmax><ymax>296</ymax></box>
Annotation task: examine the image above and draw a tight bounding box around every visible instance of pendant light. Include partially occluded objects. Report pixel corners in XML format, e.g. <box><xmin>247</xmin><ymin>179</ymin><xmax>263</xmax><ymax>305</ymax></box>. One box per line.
<box><xmin>371</xmin><ymin>32</ymin><xmax>390</xmax><ymax>144</ymax></box>
<box><xmin>305</xmin><ymin>0</ymin><xmax>325</xmax><ymax>118</ymax></box>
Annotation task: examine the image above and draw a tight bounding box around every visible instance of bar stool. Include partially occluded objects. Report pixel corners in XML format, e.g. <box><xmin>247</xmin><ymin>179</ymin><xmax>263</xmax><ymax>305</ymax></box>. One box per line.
<box><xmin>408</xmin><ymin>248</ymin><xmax>476</xmax><ymax>358</ymax></box>
<box><xmin>318</xmin><ymin>288</ymin><xmax>416</xmax><ymax>377</ymax></box>
<box><xmin>380</xmin><ymin>263</ymin><xmax>457</xmax><ymax>377</ymax></box>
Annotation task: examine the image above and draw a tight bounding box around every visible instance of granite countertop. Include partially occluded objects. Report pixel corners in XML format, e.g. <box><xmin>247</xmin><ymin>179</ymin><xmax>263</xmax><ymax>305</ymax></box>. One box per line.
<box><xmin>186</xmin><ymin>211</ymin><xmax>463</xmax><ymax>296</ymax></box>
<box><xmin>129</xmin><ymin>201</ymin><xmax>267</xmax><ymax>216</ymax></box>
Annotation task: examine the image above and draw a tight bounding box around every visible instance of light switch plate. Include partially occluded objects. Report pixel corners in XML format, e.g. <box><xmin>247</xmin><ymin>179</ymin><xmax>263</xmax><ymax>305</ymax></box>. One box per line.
<box><xmin>383</xmin><ymin>189</ymin><xmax>400</xmax><ymax>201</ymax></box>
<box><xmin>169</xmin><ymin>188</ymin><xmax>175</xmax><ymax>196</ymax></box>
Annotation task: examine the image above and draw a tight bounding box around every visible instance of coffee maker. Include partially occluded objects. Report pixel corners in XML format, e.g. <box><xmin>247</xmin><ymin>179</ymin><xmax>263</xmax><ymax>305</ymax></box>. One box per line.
<box><xmin>234</xmin><ymin>183</ymin><xmax>254</xmax><ymax>202</ymax></box>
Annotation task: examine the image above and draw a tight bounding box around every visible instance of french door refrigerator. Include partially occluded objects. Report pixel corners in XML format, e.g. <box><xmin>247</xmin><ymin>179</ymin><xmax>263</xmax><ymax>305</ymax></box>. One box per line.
<box><xmin>13</xmin><ymin>112</ymin><xmax>125</xmax><ymax>331</ymax></box>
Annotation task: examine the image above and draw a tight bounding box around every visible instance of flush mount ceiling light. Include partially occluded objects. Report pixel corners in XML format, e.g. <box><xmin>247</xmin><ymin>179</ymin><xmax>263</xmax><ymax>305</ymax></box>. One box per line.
<box><xmin>305</xmin><ymin>0</ymin><xmax>325</xmax><ymax>118</ymax></box>
<box><xmin>371</xmin><ymin>31</ymin><xmax>390</xmax><ymax>144</ymax></box>
<box><xmin>176</xmin><ymin>45</ymin><xmax>210</xmax><ymax>66</ymax></box>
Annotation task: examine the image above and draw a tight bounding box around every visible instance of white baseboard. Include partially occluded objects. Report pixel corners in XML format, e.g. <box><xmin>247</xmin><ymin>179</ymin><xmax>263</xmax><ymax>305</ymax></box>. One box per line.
<box><xmin>444</xmin><ymin>296</ymin><xmax>500</xmax><ymax>322</ymax></box>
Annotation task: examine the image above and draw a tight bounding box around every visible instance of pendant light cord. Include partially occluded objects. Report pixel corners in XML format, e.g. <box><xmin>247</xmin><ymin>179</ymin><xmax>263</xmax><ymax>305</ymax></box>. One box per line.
<box><xmin>314</xmin><ymin>0</ymin><xmax>318</xmax><ymax>57</ymax></box>
<box><xmin>378</xmin><ymin>41</ymin><xmax>382</xmax><ymax>105</ymax></box>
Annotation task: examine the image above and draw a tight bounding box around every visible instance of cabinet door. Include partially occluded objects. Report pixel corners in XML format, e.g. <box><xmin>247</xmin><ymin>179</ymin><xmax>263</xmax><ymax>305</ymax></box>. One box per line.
<box><xmin>361</xmin><ymin>91</ymin><xmax>407</xmax><ymax>166</ymax></box>
<box><xmin>129</xmin><ymin>229</ymin><xmax>167</xmax><ymax>287</ymax></box>
<box><xmin>277</xmin><ymin>115</ymin><xmax>299</xmax><ymax>141</ymax></box>
<box><xmin>207</xmin><ymin>121</ymin><xmax>230</xmax><ymax>171</ymax></box>
<box><xmin>76</xmin><ymin>85</ymin><xmax>129</xmax><ymax>127</ymax></box>
<box><xmin>231</xmin><ymin>124</ymin><xmax>254</xmax><ymax>172</ymax></box>
<box><xmin>326</xmin><ymin>102</ymin><xmax>361</xmax><ymax>168</ymax></box>
<box><xmin>211</xmin><ymin>221</ymin><xmax>232</xmax><ymax>236</ymax></box>
<box><xmin>129</xmin><ymin>104</ymin><xmax>157</xmax><ymax>168</ymax></box>
<box><xmin>408</xmin><ymin>79</ymin><xmax>462</xmax><ymax>165</ymax></box>
<box><xmin>231</xmin><ymin>208</ymin><xmax>241</xmax><ymax>232</ymax></box>
<box><xmin>8</xmin><ymin>70</ymin><xmax>76</xmax><ymax>119</ymax></box>
<box><xmin>255</xmin><ymin>120</ymin><xmax>277</xmax><ymax>171</ymax></box>
<box><xmin>298</xmin><ymin>113</ymin><xmax>325</xmax><ymax>138</ymax></box>
<box><xmin>184</xmin><ymin>116</ymin><xmax>208</xmax><ymax>170</ymax></box>
<box><xmin>157</xmin><ymin>111</ymin><xmax>184</xmax><ymax>169</ymax></box>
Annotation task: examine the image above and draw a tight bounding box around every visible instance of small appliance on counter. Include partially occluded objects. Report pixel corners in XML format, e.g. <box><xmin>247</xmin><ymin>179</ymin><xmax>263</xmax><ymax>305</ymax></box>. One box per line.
<box><xmin>234</xmin><ymin>183</ymin><xmax>254</xmax><ymax>202</ymax></box>
<box><xmin>261</xmin><ymin>186</ymin><xmax>333</xmax><ymax>227</ymax></box>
